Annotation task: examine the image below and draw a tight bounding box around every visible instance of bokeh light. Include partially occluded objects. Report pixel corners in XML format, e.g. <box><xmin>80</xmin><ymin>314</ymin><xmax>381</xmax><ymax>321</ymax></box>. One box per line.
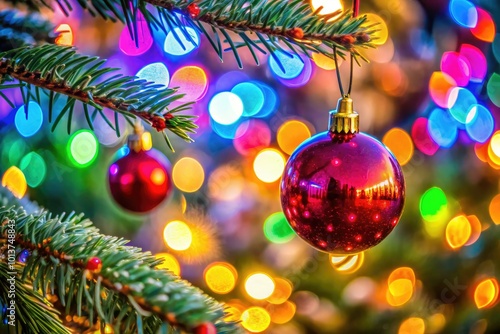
<box><xmin>330</xmin><ymin>253</ymin><xmax>365</xmax><ymax>274</ymax></box>
<box><xmin>429</xmin><ymin>72</ymin><xmax>456</xmax><ymax>108</ymax></box>
<box><xmin>465</xmin><ymin>215</ymin><xmax>482</xmax><ymax>246</ymax></box>
<box><xmin>155</xmin><ymin>252</ymin><xmax>181</xmax><ymax>276</ymax></box>
<box><xmin>253</xmin><ymin>82</ymin><xmax>279</xmax><ymax>118</ymax></box>
<box><xmin>245</xmin><ymin>273</ymin><xmax>275</xmax><ymax>300</ymax></box>
<box><xmin>388</xmin><ymin>267</ymin><xmax>416</xmax><ymax>286</ymax></box>
<box><xmin>269</xmin><ymin>301</ymin><xmax>296</xmax><ymax>324</ymax></box>
<box><xmin>277</xmin><ymin>120</ymin><xmax>312</xmax><ymax>155</ymax></box>
<box><xmin>253</xmin><ymin>149</ymin><xmax>286</xmax><ymax>183</ymax></box>
<box><xmin>164</xmin><ymin>27</ymin><xmax>200</xmax><ymax>56</ymax></box>
<box><xmin>399</xmin><ymin>317</ymin><xmax>425</xmax><ymax>334</ymax></box>
<box><xmin>2</xmin><ymin>166</ymin><xmax>27</xmax><ymax>198</ymax></box>
<box><xmin>310</xmin><ymin>0</ymin><xmax>343</xmax><ymax>18</ymax></box>
<box><xmin>141</xmin><ymin>132</ymin><xmax>153</xmax><ymax>151</ymax></box>
<box><xmin>448</xmin><ymin>87</ymin><xmax>477</xmax><ymax>124</ymax></box>
<box><xmin>55</xmin><ymin>23</ymin><xmax>74</xmax><ymax>45</ymax></box>
<box><xmin>163</xmin><ymin>220</ymin><xmax>192</xmax><ymax>251</ymax></box>
<box><xmin>119</xmin><ymin>18</ymin><xmax>153</xmax><ymax>56</ymax></box>
<box><xmin>411</xmin><ymin>118</ymin><xmax>439</xmax><ymax>156</ymax></box>
<box><xmin>209</xmin><ymin>92</ymin><xmax>244</xmax><ymax>125</ymax></box>
<box><xmin>363</xmin><ymin>13</ymin><xmax>389</xmax><ymax>45</ymax></box>
<box><xmin>67</xmin><ymin>130</ymin><xmax>99</xmax><ymax>168</ymax></box>
<box><xmin>233</xmin><ymin>120</ymin><xmax>271</xmax><ymax>156</ymax></box>
<box><xmin>204</xmin><ymin>262</ymin><xmax>237</xmax><ymax>294</ymax></box>
<box><xmin>267</xmin><ymin>278</ymin><xmax>293</xmax><ymax>304</ymax></box>
<box><xmin>441</xmin><ymin>52</ymin><xmax>471</xmax><ymax>87</ymax></box>
<box><xmin>241</xmin><ymin>307</ymin><xmax>271</xmax><ymax>333</ymax></box>
<box><xmin>263</xmin><ymin>212</ymin><xmax>296</xmax><ymax>244</ymax></box>
<box><xmin>136</xmin><ymin>62</ymin><xmax>170</xmax><ymax>86</ymax></box>
<box><xmin>172</xmin><ymin>157</ymin><xmax>205</xmax><ymax>193</ymax></box>
<box><xmin>465</xmin><ymin>105</ymin><xmax>494</xmax><ymax>143</ymax></box>
<box><xmin>312</xmin><ymin>53</ymin><xmax>342</xmax><ymax>71</ymax></box>
<box><xmin>489</xmin><ymin>194</ymin><xmax>500</xmax><ymax>225</ymax></box>
<box><xmin>459</xmin><ymin>44</ymin><xmax>487</xmax><ymax>83</ymax></box>
<box><xmin>428</xmin><ymin>108</ymin><xmax>458</xmax><ymax>148</ymax></box>
<box><xmin>487</xmin><ymin>73</ymin><xmax>500</xmax><ymax>107</ymax></box>
<box><xmin>470</xmin><ymin>8</ymin><xmax>495</xmax><ymax>42</ymax></box>
<box><xmin>269</xmin><ymin>51</ymin><xmax>305</xmax><ymax>79</ymax></box>
<box><xmin>420</xmin><ymin>187</ymin><xmax>448</xmax><ymax>222</ymax></box>
<box><xmin>474</xmin><ymin>278</ymin><xmax>499</xmax><ymax>309</ymax></box>
<box><xmin>231</xmin><ymin>82</ymin><xmax>265</xmax><ymax>117</ymax></box>
<box><xmin>449</xmin><ymin>0</ymin><xmax>477</xmax><ymax>28</ymax></box>
<box><xmin>382</xmin><ymin>128</ymin><xmax>414</xmax><ymax>166</ymax></box>
<box><xmin>15</xmin><ymin>101</ymin><xmax>43</xmax><ymax>137</ymax></box>
<box><xmin>445</xmin><ymin>215</ymin><xmax>472</xmax><ymax>249</ymax></box>
<box><xmin>170</xmin><ymin>66</ymin><xmax>208</xmax><ymax>102</ymax></box>
<box><xmin>387</xmin><ymin>277</ymin><xmax>414</xmax><ymax>306</ymax></box>
<box><xmin>211</xmin><ymin>119</ymin><xmax>247</xmax><ymax>140</ymax></box>
<box><xmin>19</xmin><ymin>152</ymin><xmax>47</xmax><ymax>187</ymax></box>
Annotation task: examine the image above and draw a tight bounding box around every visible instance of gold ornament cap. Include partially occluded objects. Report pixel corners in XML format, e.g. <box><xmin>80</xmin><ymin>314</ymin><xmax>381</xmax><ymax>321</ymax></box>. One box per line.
<box><xmin>128</xmin><ymin>122</ymin><xmax>144</xmax><ymax>152</ymax></box>
<box><xmin>329</xmin><ymin>96</ymin><xmax>359</xmax><ymax>134</ymax></box>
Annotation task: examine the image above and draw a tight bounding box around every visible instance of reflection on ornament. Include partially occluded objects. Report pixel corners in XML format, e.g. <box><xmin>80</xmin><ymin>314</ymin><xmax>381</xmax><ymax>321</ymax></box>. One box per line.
<box><xmin>280</xmin><ymin>131</ymin><xmax>405</xmax><ymax>254</ymax></box>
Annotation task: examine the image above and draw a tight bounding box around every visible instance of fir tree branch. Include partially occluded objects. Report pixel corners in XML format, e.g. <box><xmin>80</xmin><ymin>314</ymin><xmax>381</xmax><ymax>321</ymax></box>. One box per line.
<box><xmin>0</xmin><ymin>187</ymin><xmax>241</xmax><ymax>334</ymax></box>
<box><xmin>0</xmin><ymin>44</ymin><xmax>197</xmax><ymax>150</ymax></box>
<box><xmin>0</xmin><ymin>9</ymin><xmax>56</xmax><ymax>51</ymax></box>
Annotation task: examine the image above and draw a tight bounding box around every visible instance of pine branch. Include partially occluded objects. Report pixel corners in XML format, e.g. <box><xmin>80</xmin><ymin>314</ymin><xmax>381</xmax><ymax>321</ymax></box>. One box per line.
<box><xmin>0</xmin><ymin>9</ymin><xmax>56</xmax><ymax>52</ymax></box>
<box><xmin>0</xmin><ymin>44</ymin><xmax>197</xmax><ymax>150</ymax></box>
<box><xmin>0</xmin><ymin>187</ymin><xmax>241</xmax><ymax>334</ymax></box>
<box><xmin>11</xmin><ymin>0</ymin><xmax>375</xmax><ymax>67</ymax></box>
<box><xmin>0</xmin><ymin>262</ymin><xmax>71</xmax><ymax>334</ymax></box>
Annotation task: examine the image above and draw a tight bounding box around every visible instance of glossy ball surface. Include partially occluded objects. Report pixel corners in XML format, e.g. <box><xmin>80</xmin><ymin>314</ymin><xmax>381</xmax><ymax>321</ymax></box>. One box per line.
<box><xmin>86</xmin><ymin>257</ymin><xmax>102</xmax><ymax>271</ymax></box>
<box><xmin>280</xmin><ymin>131</ymin><xmax>405</xmax><ymax>254</ymax></box>
<box><xmin>194</xmin><ymin>323</ymin><xmax>217</xmax><ymax>334</ymax></box>
<box><xmin>108</xmin><ymin>149</ymin><xmax>172</xmax><ymax>213</ymax></box>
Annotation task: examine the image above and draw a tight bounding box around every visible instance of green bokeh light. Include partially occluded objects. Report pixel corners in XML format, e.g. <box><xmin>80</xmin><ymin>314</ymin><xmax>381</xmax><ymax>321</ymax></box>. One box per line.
<box><xmin>20</xmin><ymin>152</ymin><xmax>47</xmax><ymax>187</ymax></box>
<box><xmin>8</xmin><ymin>139</ymin><xmax>28</xmax><ymax>166</ymax></box>
<box><xmin>420</xmin><ymin>187</ymin><xmax>448</xmax><ymax>222</ymax></box>
<box><xmin>263</xmin><ymin>212</ymin><xmax>295</xmax><ymax>244</ymax></box>
<box><xmin>67</xmin><ymin>130</ymin><xmax>98</xmax><ymax>167</ymax></box>
<box><xmin>487</xmin><ymin>73</ymin><xmax>500</xmax><ymax>107</ymax></box>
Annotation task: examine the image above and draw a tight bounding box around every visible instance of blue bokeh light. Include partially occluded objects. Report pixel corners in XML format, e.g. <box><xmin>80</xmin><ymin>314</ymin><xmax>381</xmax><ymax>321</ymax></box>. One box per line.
<box><xmin>448</xmin><ymin>87</ymin><xmax>477</xmax><ymax>124</ymax></box>
<box><xmin>253</xmin><ymin>82</ymin><xmax>279</xmax><ymax>118</ymax></box>
<box><xmin>428</xmin><ymin>108</ymin><xmax>459</xmax><ymax>148</ymax></box>
<box><xmin>269</xmin><ymin>51</ymin><xmax>305</xmax><ymax>79</ymax></box>
<box><xmin>136</xmin><ymin>62</ymin><xmax>170</xmax><ymax>86</ymax></box>
<box><xmin>15</xmin><ymin>101</ymin><xmax>43</xmax><ymax>137</ymax></box>
<box><xmin>449</xmin><ymin>0</ymin><xmax>478</xmax><ymax>28</ymax></box>
<box><xmin>465</xmin><ymin>104</ymin><xmax>495</xmax><ymax>143</ymax></box>
<box><xmin>211</xmin><ymin>118</ymin><xmax>249</xmax><ymax>139</ymax></box>
<box><xmin>209</xmin><ymin>92</ymin><xmax>244</xmax><ymax>125</ymax></box>
<box><xmin>231</xmin><ymin>82</ymin><xmax>265</xmax><ymax>117</ymax></box>
<box><xmin>163</xmin><ymin>27</ymin><xmax>200</xmax><ymax>56</ymax></box>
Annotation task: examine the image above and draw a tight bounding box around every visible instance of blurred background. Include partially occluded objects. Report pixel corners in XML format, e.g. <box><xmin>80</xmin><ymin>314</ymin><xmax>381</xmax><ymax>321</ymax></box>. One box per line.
<box><xmin>0</xmin><ymin>0</ymin><xmax>499</xmax><ymax>333</ymax></box>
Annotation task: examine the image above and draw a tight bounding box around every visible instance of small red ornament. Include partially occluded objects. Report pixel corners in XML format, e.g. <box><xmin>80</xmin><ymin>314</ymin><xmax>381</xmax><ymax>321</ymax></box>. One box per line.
<box><xmin>187</xmin><ymin>3</ymin><xmax>201</xmax><ymax>18</ymax></box>
<box><xmin>194</xmin><ymin>323</ymin><xmax>216</xmax><ymax>334</ymax></box>
<box><xmin>289</xmin><ymin>27</ymin><xmax>304</xmax><ymax>39</ymax></box>
<box><xmin>86</xmin><ymin>257</ymin><xmax>102</xmax><ymax>272</ymax></box>
<box><xmin>280</xmin><ymin>125</ymin><xmax>405</xmax><ymax>254</ymax></box>
<box><xmin>108</xmin><ymin>148</ymin><xmax>172</xmax><ymax>213</ymax></box>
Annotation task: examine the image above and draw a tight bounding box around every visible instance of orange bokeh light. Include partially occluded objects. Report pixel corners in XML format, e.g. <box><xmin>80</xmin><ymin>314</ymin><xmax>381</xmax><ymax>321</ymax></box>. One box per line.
<box><xmin>471</xmin><ymin>8</ymin><xmax>495</xmax><ymax>43</ymax></box>
<box><xmin>399</xmin><ymin>317</ymin><xmax>425</xmax><ymax>334</ymax></box>
<box><xmin>465</xmin><ymin>215</ymin><xmax>482</xmax><ymax>246</ymax></box>
<box><xmin>383</xmin><ymin>128</ymin><xmax>414</xmax><ymax>166</ymax></box>
<box><xmin>388</xmin><ymin>267</ymin><xmax>416</xmax><ymax>286</ymax></box>
<box><xmin>55</xmin><ymin>24</ymin><xmax>74</xmax><ymax>46</ymax></box>
<box><xmin>474</xmin><ymin>278</ymin><xmax>499</xmax><ymax>309</ymax></box>
<box><xmin>489</xmin><ymin>194</ymin><xmax>500</xmax><ymax>225</ymax></box>
<box><xmin>429</xmin><ymin>72</ymin><xmax>456</xmax><ymax>108</ymax></box>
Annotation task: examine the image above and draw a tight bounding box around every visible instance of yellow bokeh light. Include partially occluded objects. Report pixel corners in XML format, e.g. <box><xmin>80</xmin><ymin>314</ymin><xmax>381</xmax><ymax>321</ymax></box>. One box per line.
<box><xmin>490</xmin><ymin>132</ymin><xmax>500</xmax><ymax>157</ymax></box>
<box><xmin>362</xmin><ymin>13</ymin><xmax>389</xmax><ymax>45</ymax></box>
<box><xmin>55</xmin><ymin>23</ymin><xmax>74</xmax><ymax>46</ymax></box>
<box><xmin>489</xmin><ymin>194</ymin><xmax>500</xmax><ymax>225</ymax></box>
<box><xmin>204</xmin><ymin>262</ymin><xmax>237</xmax><ymax>294</ymax></box>
<box><xmin>93</xmin><ymin>324</ymin><xmax>114</xmax><ymax>333</ymax></box>
<box><xmin>253</xmin><ymin>149</ymin><xmax>286</xmax><ymax>183</ymax></box>
<box><xmin>154</xmin><ymin>252</ymin><xmax>181</xmax><ymax>276</ymax></box>
<box><xmin>445</xmin><ymin>215</ymin><xmax>472</xmax><ymax>249</ymax></box>
<box><xmin>141</xmin><ymin>132</ymin><xmax>153</xmax><ymax>151</ymax></box>
<box><xmin>388</xmin><ymin>267</ymin><xmax>416</xmax><ymax>286</ymax></box>
<box><xmin>387</xmin><ymin>279</ymin><xmax>413</xmax><ymax>306</ymax></box>
<box><xmin>241</xmin><ymin>307</ymin><xmax>271</xmax><ymax>333</ymax></box>
<box><xmin>173</xmin><ymin>157</ymin><xmax>205</xmax><ymax>192</ymax></box>
<box><xmin>150</xmin><ymin>168</ymin><xmax>166</xmax><ymax>186</ymax></box>
<box><xmin>474</xmin><ymin>278</ymin><xmax>499</xmax><ymax>309</ymax></box>
<box><xmin>225</xmin><ymin>300</ymin><xmax>245</xmax><ymax>322</ymax></box>
<box><xmin>277</xmin><ymin>120</ymin><xmax>312</xmax><ymax>155</ymax></box>
<box><xmin>2</xmin><ymin>166</ymin><xmax>27</xmax><ymax>198</ymax></box>
<box><xmin>267</xmin><ymin>278</ymin><xmax>293</xmax><ymax>304</ymax></box>
<box><xmin>312</xmin><ymin>53</ymin><xmax>343</xmax><ymax>71</ymax></box>
<box><xmin>310</xmin><ymin>0</ymin><xmax>343</xmax><ymax>20</ymax></box>
<box><xmin>382</xmin><ymin>128</ymin><xmax>414</xmax><ymax>166</ymax></box>
<box><xmin>163</xmin><ymin>220</ymin><xmax>192</xmax><ymax>251</ymax></box>
<box><xmin>329</xmin><ymin>252</ymin><xmax>364</xmax><ymax>274</ymax></box>
<box><xmin>269</xmin><ymin>300</ymin><xmax>296</xmax><ymax>324</ymax></box>
<box><xmin>398</xmin><ymin>317</ymin><xmax>425</xmax><ymax>334</ymax></box>
<box><xmin>245</xmin><ymin>273</ymin><xmax>275</xmax><ymax>300</ymax></box>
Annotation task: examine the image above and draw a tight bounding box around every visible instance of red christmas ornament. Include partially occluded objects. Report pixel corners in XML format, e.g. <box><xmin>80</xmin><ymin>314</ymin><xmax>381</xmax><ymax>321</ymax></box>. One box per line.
<box><xmin>193</xmin><ymin>323</ymin><xmax>216</xmax><ymax>334</ymax></box>
<box><xmin>280</xmin><ymin>98</ymin><xmax>405</xmax><ymax>255</ymax></box>
<box><xmin>86</xmin><ymin>257</ymin><xmax>102</xmax><ymax>272</ymax></box>
<box><xmin>108</xmin><ymin>147</ymin><xmax>172</xmax><ymax>213</ymax></box>
<box><xmin>187</xmin><ymin>3</ymin><xmax>201</xmax><ymax>18</ymax></box>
